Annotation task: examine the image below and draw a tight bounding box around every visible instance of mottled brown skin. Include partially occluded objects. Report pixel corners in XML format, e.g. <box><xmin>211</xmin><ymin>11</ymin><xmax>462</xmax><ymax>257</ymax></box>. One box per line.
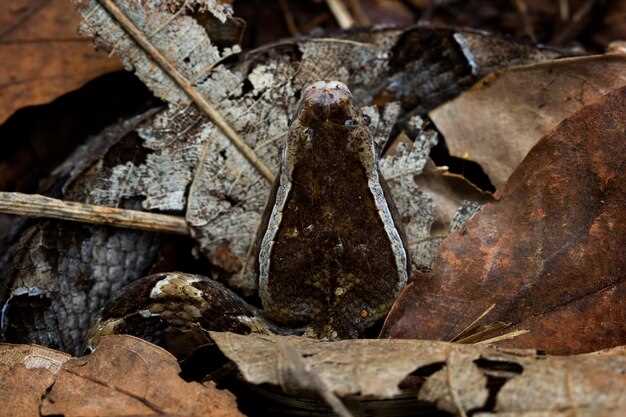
<box><xmin>258</xmin><ymin>81</ymin><xmax>408</xmax><ymax>338</ymax></box>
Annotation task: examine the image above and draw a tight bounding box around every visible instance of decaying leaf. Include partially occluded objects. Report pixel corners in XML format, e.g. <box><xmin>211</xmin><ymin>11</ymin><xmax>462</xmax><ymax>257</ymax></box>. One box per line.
<box><xmin>0</xmin><ymin>0</ymin><xmax>122</xmax><ymax>124</ymax></box>
<box><xmin>382</xmin><ymin>86</ymin><xmax>626</xmax><ymax>354</ymax></box>
<box><xmin>430</xmin><ymin>54</ymin><xmax>626</xmax><ymax>189</ymax></box>
<box><xmin>209</xmin><ymin>332</ymin><xmax>626</xmax><ymax>416</ymax></box>
<box><xmin>39</xmin><ymin>334</ymin><xmax>243</xmax><ymax>417</ymax></box>
<box><xmin>0</xmin><ymin>344</ymin><xmax>70</xmax><ymax>417</ymax></box>
<box><xmin>74</xmin><ymin>0</ymin><xmax>240</xmax><ymax>106</ymax></box>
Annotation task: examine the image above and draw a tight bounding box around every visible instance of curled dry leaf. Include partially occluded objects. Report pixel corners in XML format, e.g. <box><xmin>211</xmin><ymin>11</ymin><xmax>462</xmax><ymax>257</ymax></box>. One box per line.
<box><xmin>430</xmin><ymin>54</ymin><xmax>626</xmax><ymax>189</ymax></box>
<box><xmin>0</xmin><ymin>344</ymin><xmax>70</xmax><ymax>417</ymax></box>
<box><xmin>0</xmin><ymin>0</ymin><xmax>122</xmax><ymax>124</ymax></box>
<box><xmin>414</xmin><ymin>159</ymin><xmax>493</xmax><ymax>235</ymax></box>
<box><xmin>382</xmin><ymin>86</ymin><xmax>626</xmax><ymax>354</ymax></box>
<box><xmin>209</xmin><ymin>332</ymin><xmax>626</xmax><ymax>416</ymax></box>
<box><xmin>39</xmin><ymin>334</ymin><xmax>243</xmax><ymax>417</ymax></box>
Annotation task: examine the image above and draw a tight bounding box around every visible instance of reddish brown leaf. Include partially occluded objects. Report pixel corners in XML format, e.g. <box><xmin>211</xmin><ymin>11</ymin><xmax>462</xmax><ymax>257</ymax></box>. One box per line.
<box><xmin>430</xmin><ymin>54</ymin><xmax>626</xmax><ymax>189</ymax></box>
<box><xmin>40</xmin><ymin>335</ymin><xmax>244</xmax><ymax>417</ymax></box>
<box><xmin>0</xmin><ymin>0</ymin><xmax>122</xmax><ymax>124</ymax></box>
<box><xmin>382</xmin><ymin>86</ymin><xmax>626</xmax><ymax>354</ymax></box>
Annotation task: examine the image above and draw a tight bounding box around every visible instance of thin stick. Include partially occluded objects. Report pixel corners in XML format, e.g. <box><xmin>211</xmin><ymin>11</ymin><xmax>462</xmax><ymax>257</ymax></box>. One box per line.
<box><xmin>450</xmin><ymin>304</ymin><xmax>496</xmax><ymax>342</ymax></box>
<box><xmin>513</xmin><ymin>0</ymin><xmax>536</xmax><ymax>42</ymax></box>
<box><xmin>325</xmin><ymin>0</ymin><xmax>354</xmax><ymax>29</ymax></box>
<box><xmin>0</xmin><ymin>192</ymin><xmax>189</xmax><ymax>235</ymax></box>
<box><xmin>96</xmin><ymin>0</ymin><xmax>275</xmax><ymax>184</ymax></box>
<box><xmin>346</xmin><ymin>0</ymin><xmax>370</xmax><ymax>26</ymax></box>
<box><xmin>474</xmin><ymin>329</ymin><xmax>530</xmax><ymax>345</ymax></box>
<box><xmin>278</xmin><ymin>0</ymin><xmax>300</xmax><ymax>36</ymax></box>
<box><xmin>456</xmin><ymin>322</ymin><xmax>511</xmax><ymax>344</ymax></box>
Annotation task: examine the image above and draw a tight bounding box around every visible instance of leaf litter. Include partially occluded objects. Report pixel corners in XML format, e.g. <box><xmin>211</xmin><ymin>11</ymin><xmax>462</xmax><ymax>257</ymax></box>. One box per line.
<box><xmin>1</xmin><ymin>1</ymin><xmax>626</xmax><ymax>416</ymax></box>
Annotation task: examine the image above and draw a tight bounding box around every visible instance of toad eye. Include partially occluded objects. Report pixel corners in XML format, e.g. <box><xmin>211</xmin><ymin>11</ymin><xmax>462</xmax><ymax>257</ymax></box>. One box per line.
<box><xmin>344</xmin><ymin>118</ymin><xmax>359</xmax><ymax>128</ymax></box>
<box><xmin>362</xmin><ymin>114</ymin><xmax>371</xmax><ymax>126</ymax></box>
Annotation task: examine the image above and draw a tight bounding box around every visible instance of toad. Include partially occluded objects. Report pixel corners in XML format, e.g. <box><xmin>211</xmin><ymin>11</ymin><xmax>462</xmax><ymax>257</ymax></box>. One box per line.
<box><xmin>89</xmin><ymin>81</ymin><xmax>409</xmax><ymax>356</ymax></box>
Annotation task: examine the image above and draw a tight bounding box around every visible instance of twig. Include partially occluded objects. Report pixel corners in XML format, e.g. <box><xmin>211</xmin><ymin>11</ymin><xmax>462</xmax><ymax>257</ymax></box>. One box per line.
<box><xmin>0</xmin><ymin>192</ymin><xmax>189</xmax><ymax>235</ymax></box>
<box><xmin>308</xmin><ymin>37</ymin><xmax>375</xmax><ymax>47</ymax></box>
<box><xmin>513</xmin><ymin>0</ymin><xmax>536</xmax><ymax>42</ymax></box>
<box><xmin>474</xmin><ymin>329</ymin><xmax>530</xmax><ymax>345</ymax></box>
<box><xmin>278</xmin><ymin>0</ymin><xmax>300</xmax><ymax>36</ymax></box>
<box><xmin>96</xmin><ymin>0</ymin><xmax>275</xmax><ymax>184</ymax></box>
<box><xmin>456</xmin><ymin>322</ymin><xmax>511</xmax><ymax>344</ymax></box>
<box><xmin>325</xmin><ymin>0</ymin><xmax>354</xmax><ymax>29</ymax></box>
<box><xmin>450</xmin><ymin>304</ymin><xmax>496</xmax><ymax>342</ymax></box>
<box><xmin>551</xmin><ymin>0</ymin><xmax>596</xmax><ymax>45</ymax></box>
<box><xmin>559</xmin><ymin>0</ymin><xmax>570</xmax><ymax>20</ymax></box>
<box><xmin>346</xmin><ymin>0</ymin><xmax>370</xmax><ymax>26</ymax></box>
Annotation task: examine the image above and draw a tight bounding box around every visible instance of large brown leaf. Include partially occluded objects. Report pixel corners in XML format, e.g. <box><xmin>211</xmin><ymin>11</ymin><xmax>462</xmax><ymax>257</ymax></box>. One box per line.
<box><xmin>40</xmin><ymin>335</ymin><xmax>244</xmax><ymax>417</ymax></box>
<box><xmin>0</xmin><ymin>0</ymin><xmax>122</xmax><ymax>123</ymax></box>
<box><xmin>382</xmin><ymin>86</ymin><xmax>626</xmax><ymax>354</ymax></box>
<box><xmin>210</xmin><ymin>332</ymin><xmax>626</xmax><ymax>416</ymax></box>
<box><xmin>430</xmin><ymin>54</ymin><xmax>626</xmax><ymax>189</ymax></box>
<box><xmin>0</xmin><ymin>344</ymin><xmax>70</xmax><ymax>417</ymax></box>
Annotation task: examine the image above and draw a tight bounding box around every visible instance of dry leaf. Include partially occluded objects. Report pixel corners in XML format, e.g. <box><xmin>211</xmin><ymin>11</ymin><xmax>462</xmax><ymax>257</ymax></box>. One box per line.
<box><xmin>382</xmin><ymin>86</ymin><xmax>626</xmax><ymax>354</ymax></box>
<box><xmin>40</xmin><ymin>335</ymin><xmax>243</xmax><ymax>417</ymax></box>
<box><xmin>209</xmin><ymin>332</ymin><xmax>626</xmax><ymax>416</ymax></box>
<box><xmin>430</xmin><ymin>54</ymin><xmax>626</xmax><ymax>189</ymax></box>
<box><xmin>0</xmin><ymin>344</ymin><xmax>70</xmax><ymax>417</ymax></box>
<box><xmin>0</xmin><ymin>0</ymin><xmax>122</xmax><ymax>124</ymax></box>
<box><xmin>210</xmin><ymin>331</ymin><xmax>489</xmax><ymax>399</ymax></box>
<box><xmin>415</xmin><ymin>159</ymin><xmax>493</xmax><ymax>235</ymax></box>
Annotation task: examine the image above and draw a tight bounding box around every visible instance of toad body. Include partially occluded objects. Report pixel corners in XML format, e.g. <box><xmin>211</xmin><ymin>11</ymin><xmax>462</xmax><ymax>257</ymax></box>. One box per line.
<box><xmin>256</xmin><ymin>81</ymin><xmax>409</xmax><ymax>339</ymax></box>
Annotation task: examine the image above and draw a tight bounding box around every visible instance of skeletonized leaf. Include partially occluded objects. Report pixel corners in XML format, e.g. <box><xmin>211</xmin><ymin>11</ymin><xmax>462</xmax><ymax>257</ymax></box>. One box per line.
<box><xmin>74</xmin><ymin>0</ymin><xmax>240</xmax><ymax>105</ymax></box>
